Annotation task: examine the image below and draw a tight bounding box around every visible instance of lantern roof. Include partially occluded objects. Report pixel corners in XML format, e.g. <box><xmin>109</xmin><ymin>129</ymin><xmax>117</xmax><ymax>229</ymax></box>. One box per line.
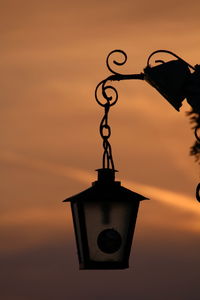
<box><xmin>63</xmin><ymin>169</ymin><xmax>148</xmax><ymax>203</ymax></box>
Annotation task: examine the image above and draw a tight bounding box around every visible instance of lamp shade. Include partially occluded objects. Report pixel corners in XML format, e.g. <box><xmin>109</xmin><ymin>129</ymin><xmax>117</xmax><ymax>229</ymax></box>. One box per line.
<box><xmin>185</xmin><ymin>64</ymin><xmax>200</xmax><ymax>113</ymax></box>
<box><xmin>144</xmin><ymin>60</ymin><xmax>191</xmax><ymax>111</ymax></box>
<box><xmin>63</xmin><ymin>169</ymin><xmax>148</xmax><ymax>269</ymax></box>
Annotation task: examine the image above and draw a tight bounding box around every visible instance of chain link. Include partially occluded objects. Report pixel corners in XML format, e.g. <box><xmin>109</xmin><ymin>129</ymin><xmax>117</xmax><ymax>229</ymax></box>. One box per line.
<box><xmin>194</xmin><ymin>126</ymin><xmax>200</xmax><ymax>142</ymax></box>
<box><xmin>196</xmin><ymin>183</ymin><xmax>200</xmax><ymax>202</ymax></box>
<box><xmin>192</xmin><ymin>116</ymin><xmax>200</xmax><ymax>202</ymax></box>
<box><xmin>195</xmin><ymin>126</ymin><xmax>200</xmax><ymax>202</ymax></box>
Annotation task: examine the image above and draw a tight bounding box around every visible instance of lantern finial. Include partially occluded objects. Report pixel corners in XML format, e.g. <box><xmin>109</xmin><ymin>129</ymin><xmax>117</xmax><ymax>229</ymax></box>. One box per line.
<box><xmin>96</xmin><ymin>168</ymin><xmax>117</xmax><ymax>183</ymax></box>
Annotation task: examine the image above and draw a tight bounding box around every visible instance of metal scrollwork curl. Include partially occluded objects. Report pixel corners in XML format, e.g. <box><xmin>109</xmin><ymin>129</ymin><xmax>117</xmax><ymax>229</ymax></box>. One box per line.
<box><xmin>147</xmin><ymin>49</ymin><xmax>195</xmax><ymax>70</ymax></box>
<box><xmin>106</xmin><ymin>49</ymin><xmax>128</xmax><ymax>75</ymax></box>
<box><xmin>95</xmin><ymin>79</ymin><xmax>118</xmax><ymax>107</ymax></box>
<box><xmin>95</xmin><ymin>49</ymin><xmax>144</xmax><ymax>107</ymax></box>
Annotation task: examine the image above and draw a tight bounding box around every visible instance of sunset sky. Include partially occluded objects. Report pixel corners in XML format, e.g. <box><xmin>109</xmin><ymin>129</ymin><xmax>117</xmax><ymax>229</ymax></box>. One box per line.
<box><xmin>1</xmin><ymin>1</ymin><xmax>200</xmax><ymax>299</ymax></box>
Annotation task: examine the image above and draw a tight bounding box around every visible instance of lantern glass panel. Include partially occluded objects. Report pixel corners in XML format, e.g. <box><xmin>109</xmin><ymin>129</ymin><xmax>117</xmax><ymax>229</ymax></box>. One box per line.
<box><xmin>83</xmin><ymin>199</ymin><xmax>138</xmax><ymax>262</ymax></box>
<box><xmin>71</xmin><ymin>202</ymin><xmax>85</xmax><ymax>262</ymax></box>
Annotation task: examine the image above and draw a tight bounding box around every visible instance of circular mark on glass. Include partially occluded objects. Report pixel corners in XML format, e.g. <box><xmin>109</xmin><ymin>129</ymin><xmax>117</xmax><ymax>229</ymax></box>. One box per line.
<box><xmin>97</xmin><ymin>229</ymin><xmax>122</xmax><ymax>254</ymax></box>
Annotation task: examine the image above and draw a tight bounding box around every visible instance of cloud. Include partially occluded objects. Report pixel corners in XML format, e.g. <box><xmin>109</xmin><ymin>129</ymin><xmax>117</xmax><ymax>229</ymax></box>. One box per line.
<box><xmin>1</xmin><ymin>151</ymin><xmax>199</xmax><ymax>234</ymax></box>
<box><xmin>0</xmin><ymin>2</ymin><xmax>199</xmax><ymax>299</ymax></box>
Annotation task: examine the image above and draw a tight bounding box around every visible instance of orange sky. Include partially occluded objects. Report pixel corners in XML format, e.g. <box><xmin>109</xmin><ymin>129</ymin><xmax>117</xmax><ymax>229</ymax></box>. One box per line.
<box><xmin>1</xmin><ymin>1</ymin><xmax>200</xmax><ymax>299</ymax></box>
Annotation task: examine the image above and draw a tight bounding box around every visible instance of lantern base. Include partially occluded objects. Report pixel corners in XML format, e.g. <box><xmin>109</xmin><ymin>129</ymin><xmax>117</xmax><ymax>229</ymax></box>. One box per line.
<box><xmin>79</xmin><ymin>261</ymin><xmax>129</xmax><ymax>270</ymax></box>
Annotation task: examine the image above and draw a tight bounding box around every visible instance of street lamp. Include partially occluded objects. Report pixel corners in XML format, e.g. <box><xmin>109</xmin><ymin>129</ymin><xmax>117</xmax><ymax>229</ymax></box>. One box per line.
<box><xmin>143</xmin><ymin>50</ymin><xmax>200</xmax><ymax>113</ymax></box>
<box><xmin>94</xmin><ymin>49</ymin><xmax>199</xmax><ymax>199</ymax></box>
<box><xmin>64</xmin><ymin>49</ymin><xmax>200</xmax><ymax>270</ymax></box>
<box><xmin>64</xmin><ymin>168</ymin><xmax>147</xmax><ymax>269</ymax></box>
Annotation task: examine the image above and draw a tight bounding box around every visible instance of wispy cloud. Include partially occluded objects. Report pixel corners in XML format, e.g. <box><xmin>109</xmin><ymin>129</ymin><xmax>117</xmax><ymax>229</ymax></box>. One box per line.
<box><xmin>1</xmin><ymin>150</ymin><xmax>197</xmax><ymax>208</ymax></box>
<box><xmin>1</xmin><ymin>151</ymin><xmax>199</xmax><ymax>233</ymax></box>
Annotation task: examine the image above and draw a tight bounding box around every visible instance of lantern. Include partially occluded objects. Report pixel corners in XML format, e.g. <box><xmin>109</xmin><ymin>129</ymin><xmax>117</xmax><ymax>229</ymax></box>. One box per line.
<box><xmin>144</xmin><ymin>59</ymin><xmax>191</xmax><ymax>111</ymax></box>
<box><xmin>63</xmin><ymin>169</ymin><xmax>148</xmax><ymax>270</ymax></box>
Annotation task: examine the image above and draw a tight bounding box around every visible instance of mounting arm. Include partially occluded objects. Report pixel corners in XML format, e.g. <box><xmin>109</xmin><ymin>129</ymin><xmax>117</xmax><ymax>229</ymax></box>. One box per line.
<box><xmin>95</xmin><ymin>49</ymin><xmax>200</xmax><ymax>202</ymax></box>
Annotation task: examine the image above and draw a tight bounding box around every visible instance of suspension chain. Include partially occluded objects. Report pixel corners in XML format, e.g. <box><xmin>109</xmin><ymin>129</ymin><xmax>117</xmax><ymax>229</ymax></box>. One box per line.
<box><xmin>99</xmin><ymin>102</ymin><xmax>115</xmax><ymax>170</ymax></box>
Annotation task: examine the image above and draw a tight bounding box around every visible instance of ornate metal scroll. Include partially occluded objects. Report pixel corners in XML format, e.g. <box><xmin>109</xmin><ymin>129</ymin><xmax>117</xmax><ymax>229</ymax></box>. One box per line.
<box><xmin>95</xmin><ymin>50</ymin><xmax>144</xmax><ymax>170</ymax></box>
